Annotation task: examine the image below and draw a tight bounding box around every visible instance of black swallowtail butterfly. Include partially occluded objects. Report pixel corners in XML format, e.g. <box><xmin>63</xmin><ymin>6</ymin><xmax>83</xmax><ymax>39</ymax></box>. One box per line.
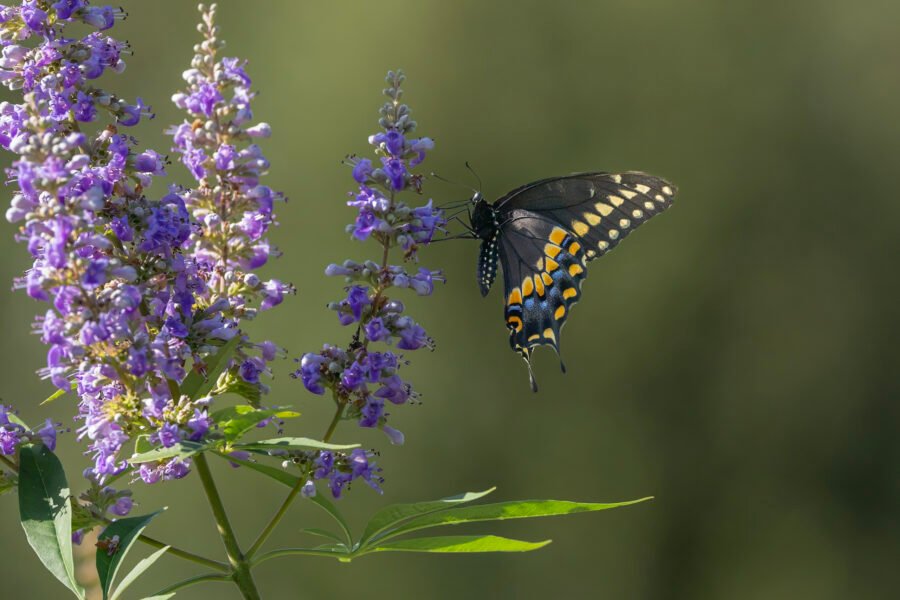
<box><xmin>465</xmin><ymin>171</ymin><xmax>676</xmax><ymax>391</ymax></box>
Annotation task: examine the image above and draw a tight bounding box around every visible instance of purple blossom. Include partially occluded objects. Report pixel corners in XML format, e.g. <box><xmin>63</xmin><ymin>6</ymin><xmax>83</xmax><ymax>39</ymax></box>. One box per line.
<box><xmin>0</xmin><ymin>4</ymin><xmax>288</xmax><ymax>486</ymax></box>
<box><xmin>294</xmin><ymin>71</ymin><xmax>442</xmax><ymax>496</ymax></box>
<box><xmin>110</xmin><ymin>495</ymin><xmax>133</xmax><ymax>517</ymax></box>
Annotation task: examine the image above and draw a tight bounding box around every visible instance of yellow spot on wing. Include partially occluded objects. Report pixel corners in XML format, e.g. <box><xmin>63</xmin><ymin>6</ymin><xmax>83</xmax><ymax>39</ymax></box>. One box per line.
<box><xmin>549</xmin><ymin>227</ymin><xmax>567</xmax><ymax>245</ymax></box>
<box><xmin>585</xmin><ymin>212</ymin><xmax>602</xmax><ymax>226</ymax></box>
<box><xmin>555</xmin><ymin>305</ymin><xmax>566</xmax><ymax>320</ymax></box>
<box><xmin>533</xmin><ymin>274</ymin><xmax>545</xmax><ymax>296</ymax></box>
<box><xmin>568</xmin><ymin>263</ymin><xmax>584</xmax><ymax>276</ymax></box>
<box><xmin>635</xmin><ymin>184</ymin><xmax>651</xmax><ymax>194</ymax></box>
<box><xmin>611</xmin><ymin>174</ymin><xmax>622</xmax><ymax>183</ymax></box>
<box><xmin>598</xmin><ymin>240</ymin><xmax>609</xmax><ymax>251</ymax></box>
<box><xmin>608</xmin><ymin>229</ymin><xmax>620</xmax><ymax>240</ymax></box>
<box><xmin>568</xmin><ymin>241</ymin><xmax>582</xmax><ymax>255</ymax></box>
<box><xmin>508</xmin><ymin>287</ymin><xmax>522</xmax><ymax>305</ymax></box>
<box><xmin>620</xmin><ymin>189</ymin><xmax>637</xmax><ymax>200</ymax></box>
<box><xmin>543</xmin><ymin>328</ymin><xmax>556</xmax><ymax>343</ymax></box>
<box><xmin>545</xmin><ymin>244</ymin><xmax>561</xmax><ymax>258</ymax></box>
<box><xmin>528</xmin><ymin>334</ymin><xmax>540</xmax><ymax>342</ymax></box>
<box><xmin>608</xmin><ymin>195</ymin><xmax>624</xmax><ymax>207</ymax></box>
<box><xmin>595</xmin><ymin>202</ymin><xmax>613</xmax><ymax>216</ymax></box>
<box><xmin>541</xmin><ymin>272</ymin><xmax>553</xmax><ymax>286</ymax></box>
<box><xmin>545</xmin><ymin>257</ymin><xmax>560</xmax><ymax>272</ymax></box>
<box><xmin>522</xmin><ymin>277</ymin><xmax>534</xmax><ymax>297</ymax></box>
<box><xmin>572</xmin><ymin>220</ymin><xmax>589</xmax><ymax>236</ymax></box>
<box><xmin>563</xmin><ymin>287</ymin><xmax>577</xmax><ymax>299</ymax></box>
<box><xmin>535</xmin><ymin>257</ymin><xmax>544</xmax><ymax>271</ymax></box>
<box><xmin>662</xmin><ymin>185</ymin><xmax>673</xmax><ymax>195</ymax></box>
<box><xmin>507</xmin><ymin>316</ymin><xmax>523</xmax><ymax>331</ymax></box>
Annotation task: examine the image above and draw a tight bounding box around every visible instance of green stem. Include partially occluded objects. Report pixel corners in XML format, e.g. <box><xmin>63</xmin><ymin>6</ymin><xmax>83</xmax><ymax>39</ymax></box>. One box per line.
<box><xmin>194</xmin><ymin>453</ymin><xmax>261</xmax><ymax>600</ymax></box>
<box><xmin>245</xmin><ymin>477</ymin><xmax>303</xmax><ymax>560</ymax></box>
<box><xmin>135</xmin><ymin>532</ymin><xmax>229</xmax><ymax>573</ymax></box>
<box><xmin>322</xmin><ymin>401</ymin><xmax>345</xmax><ymax>443</ymax></box>
<box><xmin>0</xmin><ymin>454</ymin><xmax>17</xmax><ymax>471</ymax></box>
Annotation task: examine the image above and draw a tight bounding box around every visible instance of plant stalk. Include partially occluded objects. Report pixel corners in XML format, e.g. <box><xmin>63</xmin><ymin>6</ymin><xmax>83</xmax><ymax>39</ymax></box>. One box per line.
<box><xmin>194</xmin><ymin>453</ymin><xmax>261</xmax><ymax>600</ymax></box>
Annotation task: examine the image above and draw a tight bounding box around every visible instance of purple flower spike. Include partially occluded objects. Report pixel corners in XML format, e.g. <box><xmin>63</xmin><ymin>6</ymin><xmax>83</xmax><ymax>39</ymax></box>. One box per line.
<box><xmin>294</xmin><ymin>70</ymin><xmax>441</xmax><ymax>498</ymax></box>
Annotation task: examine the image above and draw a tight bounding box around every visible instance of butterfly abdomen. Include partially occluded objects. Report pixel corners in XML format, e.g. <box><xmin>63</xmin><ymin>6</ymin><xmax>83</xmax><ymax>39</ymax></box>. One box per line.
<box><xmin>477</xmin><ymin>231</ymin><xmax>500</xmax><ymax>297</ymax></box>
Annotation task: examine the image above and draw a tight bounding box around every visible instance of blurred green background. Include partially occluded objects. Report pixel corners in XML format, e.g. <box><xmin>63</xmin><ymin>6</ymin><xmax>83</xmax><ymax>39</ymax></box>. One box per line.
<box><xmin>2</xmin><ymin>1</ymin><xmax>899</xmax><ymax>598</ymax></box>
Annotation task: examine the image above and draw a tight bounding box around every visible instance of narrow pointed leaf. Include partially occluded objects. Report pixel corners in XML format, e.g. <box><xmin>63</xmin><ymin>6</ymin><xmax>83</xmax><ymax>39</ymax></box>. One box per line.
<box><xmin>210</xmin><ymin>405</ymin><xmax>300</xmax><ymax>443</ymax></box>
<box><xmin>142</xmin><ymin>595</ymin><xmax>176</xmax><ymax>600</ymax></box>
<box><xmin>41</xmin><ymin>383</ymin><xmax>75</xmax><ymax>406</ymax></box>
<box><xmin>181</xmin><ymin>335</ymin><xmax>241</xmax><ymax>400</ymax></box>
<box><xmin>359</xmin><ymin>488</ymin><xmax>496</xmax><ymax>545</ymax></box>
<box><xmin>96</xmin><ymin>510</ymin><xmax>165</xmax><ymax>599</ymax></box>
<box><xmin>17</xmin><ymin>444</ymin><xmax>83</xmax><ymax>598</ymax></box>
<box><xmin>109</xmin><ymin>545</ymin><xmax>169</xmax><ymax>600</ymax></box>
<box><xmin>366</xmin><ymin>535</ymin><xmax>550</xmax><ymax>554</ymax></box>
<box><xmin>369</xmin><ymin>497</ymin><xmax>652</xmax><ymax>545</ymax></box>
<box><xmin>301</xmin><ymin>528</ymin><xmax>346</xmax><ymax>544</ymax></box>
<box><xmin>309</xmin><ymin>492</ymin><xmax>353</xmax><ymax>546</ymax></box>
<box><xmin>7</xmin><ymin>411</ymin><xmax>29</xmax><ymax>428</ymax></box>
<box><xmin>215</xmin><ymin>451</ymin><xmax>300</xmax><ymax>487</ymax></box>
<box><xmin>129</xmin><ymin>441</ymin><xmax>207</xmax><ymax>464</ymax></box>
<box><xmin>233</xmin><ymin>437</ymin><xmax>358</xmax><ymax>453</ymax></box>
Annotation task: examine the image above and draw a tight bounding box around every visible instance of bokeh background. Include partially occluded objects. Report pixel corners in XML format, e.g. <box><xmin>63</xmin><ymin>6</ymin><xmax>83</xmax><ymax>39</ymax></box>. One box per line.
<box><xmin>1</xmin><ymin>1</ymin><xmax>899</xmax><ymax>598</ymax></box>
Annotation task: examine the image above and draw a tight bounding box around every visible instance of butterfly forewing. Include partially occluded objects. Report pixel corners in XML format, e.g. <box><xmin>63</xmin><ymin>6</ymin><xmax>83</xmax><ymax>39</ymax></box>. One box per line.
<box><xmin>498</xmin><ymin>172</ymin><xmax>676</xmax><ymax>260</ymax></box>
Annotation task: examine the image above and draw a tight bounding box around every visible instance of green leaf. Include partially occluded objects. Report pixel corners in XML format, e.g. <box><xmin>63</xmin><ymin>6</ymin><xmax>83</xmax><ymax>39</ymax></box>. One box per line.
<box><xmin>358</xmin><ymin>488</ymin><xmax>496</xmax><ymax>546</ymax></box>
<box><xmin>368</xmin><ymin>497</ymin><xmax>652</xmax><ymax>545</ymax></box>
<box><xmin>109</xmin><ymin>545</ymin><xmax>169</xmax><ymax>600</ymax></box>
<box><xmin>218</xmin><ymin>453</ymin><xmax>354</xmax><ymax>545</ymax></box>
<box><xmin>96</xmin><ymin>510</ymin><xmax>165</xmax><ymax>600</ymax></box>
<box><xmin>132</xmin><ymin>434</ymin><xmax>153</xmax><ymax>455</ymax></box>
<box><xmin>129</xmin><ymin>441</ymin><xmax>206</xmax><ymax>464</ymax></box>
<box><xmin>7</xmin><ymin>411</ymin><xmax>30</xmax><ymax>428</ymax></box>
<box><xmin>17</xmin><ymin>444</ymin><xmax>84</xmax><ymax>598</ymax></box>
<box><xmin>365</xmin><ymin>535</ymin><xmax>550</xmax><ymax>554</ymax></box>
<box><xmin>41</xmin><ymin>383</ymin><xmax>76</xmax><ymax>406</ymax></box>
<box><xmin>215</xmin><ymin>451</ymin><xmax>300</xmax><ymax>487</ymax></box>
<box><xmin>142</xmin><ymin>595</ymin><xmax>176</xmax><ymax>600</ymax></box>
<box><xmin>308</xmin><ymin>493</ymin><xmax>353</xmax><ymax>546</ymax></box>
<box><xmin>181</xmin><ymin>335</ymin><xmax>241</xmax><ymax>400</ymax></box>
<box><xmin>300</xmin><ymin>528</ymin><xmax>346</xmax><ymax>544</ymax></box>
<box><xmin>211</xmin><ymin>405</ymin><xmax>300</xmax><ymax>443</ymax></box>
<box><xmin>233</xmin><ymin>437</ymin><xmax>358</xmax><ymax>453</ymax></box>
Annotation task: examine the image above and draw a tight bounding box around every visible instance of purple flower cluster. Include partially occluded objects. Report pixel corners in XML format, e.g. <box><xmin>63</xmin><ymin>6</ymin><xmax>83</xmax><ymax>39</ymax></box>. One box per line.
<box><xmin>294</xmin><ymin>70</ymin><xmax>445</xmax><ymax>495</ymax></box>
<box><xmin>0</xmin><ymin>3</ymin><xmax>286</xmax><ymax>485</ymax></box>
<box><xmin>281</xmin><ymin>448</ymin><xmax>383</xmax><ymax>499</ymax></box>
<box><xmin>166</xmin><ymin>3</ymin><xmax>291</xmax><ymax>405</ymax></box>
<box><xmin>0</xmin><ymin>404</ymin><xmax>56</xmax><ymax>456</ymax></box>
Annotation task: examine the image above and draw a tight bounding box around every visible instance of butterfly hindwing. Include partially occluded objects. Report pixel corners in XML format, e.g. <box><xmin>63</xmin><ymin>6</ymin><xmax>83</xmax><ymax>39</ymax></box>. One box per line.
<box><xmin>489</xmin><ymin>171</ymin><xmax>676</xmax><ymax>390</ymax></box>
<box><xmin>497</xmin><ymin>210</ymin><xmax>588</xmax><ymax>390</ymax></box>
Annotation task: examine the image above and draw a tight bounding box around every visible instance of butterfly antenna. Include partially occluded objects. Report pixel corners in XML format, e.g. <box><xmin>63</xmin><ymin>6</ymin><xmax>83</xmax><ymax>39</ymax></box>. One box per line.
<box><xmin>431</xmin><ymin>171</ymin><xmax>478</xmax><ymax>194</ymax></box>
<box><xmin>465</xmin><ymin>161</ymin><xmax>483</xmax><ymax>193</ymax></box>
